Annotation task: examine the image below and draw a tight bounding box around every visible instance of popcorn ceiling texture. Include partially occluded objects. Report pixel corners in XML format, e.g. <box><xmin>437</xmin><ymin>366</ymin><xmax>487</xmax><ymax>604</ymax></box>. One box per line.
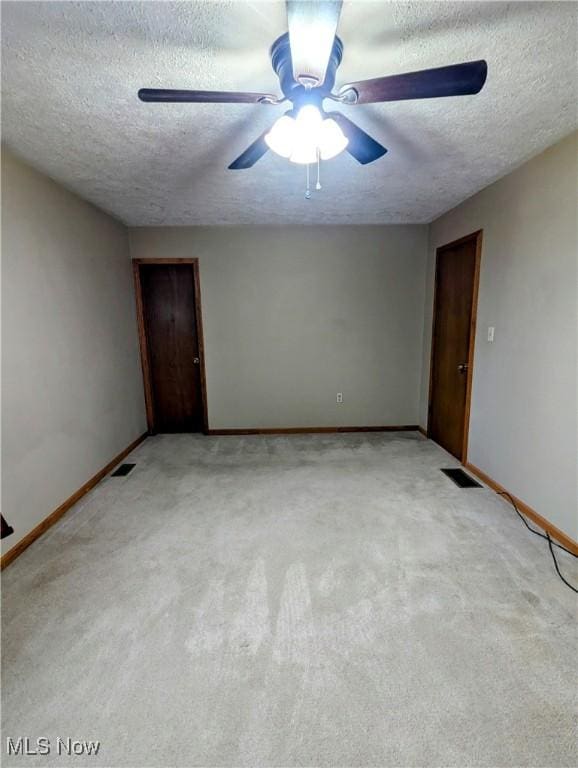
<box><xmin>2</xmin><ymin>1</ymin><xmax>577</xmax><ymax>226</ymax></box>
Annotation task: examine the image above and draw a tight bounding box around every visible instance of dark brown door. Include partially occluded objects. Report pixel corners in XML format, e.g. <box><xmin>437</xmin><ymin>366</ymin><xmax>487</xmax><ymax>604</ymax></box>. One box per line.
<box><xmin>139</xmin><ymin>264</ymin><xmax>204</xmax><ymax>433</ymax></box>
<box><xmin>429</xmin><ymin>233</ymin><xmax>481</xmax><ymax>460</ymax></box>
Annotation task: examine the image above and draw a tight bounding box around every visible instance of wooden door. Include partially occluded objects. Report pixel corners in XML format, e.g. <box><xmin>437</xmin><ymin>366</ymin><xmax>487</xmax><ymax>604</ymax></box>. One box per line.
<box><xmin>136</xmin><ymin>262</ymin><xmax>206</xmax><ymax>433</ymax></box>
<box><xmin>429</xmin><ymin>232</ymin><xmax>481</xmax><ymax>460</ymax></box>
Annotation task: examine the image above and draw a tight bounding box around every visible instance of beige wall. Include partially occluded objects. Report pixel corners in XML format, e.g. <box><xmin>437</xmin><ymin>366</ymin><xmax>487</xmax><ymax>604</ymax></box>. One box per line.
<box><xmin>5</xmin><ymin>132</ymin><xmax>575</xmax><ymax>550</ymax></box>
<box><xmin>420</xmin><ymin>132</ymin><xmax>578</xmax><ymax>540</ymax></box>
<box><xmin>130</xmin><ymin>225</ymin><xmax>428</xmax><ymax>430</ymax></box>
<box><xmin>1</xmin><ymin>150</ymin><xmax>147</xmax><ymax>555</ymax></box>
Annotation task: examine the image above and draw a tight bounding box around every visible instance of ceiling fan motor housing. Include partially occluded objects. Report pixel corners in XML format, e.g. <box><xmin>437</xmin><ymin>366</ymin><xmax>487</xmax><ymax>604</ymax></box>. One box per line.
<box><xmin>270</xmin><ymin>32</ymin><xmax>344</xmax><ymax>107</ymax></box>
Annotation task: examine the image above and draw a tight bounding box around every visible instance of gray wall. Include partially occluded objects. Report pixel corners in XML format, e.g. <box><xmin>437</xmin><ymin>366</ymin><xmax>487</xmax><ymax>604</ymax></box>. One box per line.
<box><xmin>5</xmin><ymin>133</ymin><xmax>574</xmax><ymax>550</ymax></box>
<box><xmin>129</xmin><ymin>226</ymin><xmax>428</xmax><ymax>430</ymax></box>
<box><xmin>420</xmin><ymin>132</ymin><xmax>578</xmax><ymax>540</ymax></box>
<box><xmin>1</xmin><ymin>150</ymin><xmax>147</xmax><ymax>555</ymax></box>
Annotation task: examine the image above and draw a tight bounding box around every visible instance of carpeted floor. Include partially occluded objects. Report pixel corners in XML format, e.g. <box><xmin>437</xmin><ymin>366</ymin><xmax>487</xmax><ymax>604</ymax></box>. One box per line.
<box><xmin>2</xmin><ymin>432</ymin><xmax>577</xmax><ymax>767</ymax></box>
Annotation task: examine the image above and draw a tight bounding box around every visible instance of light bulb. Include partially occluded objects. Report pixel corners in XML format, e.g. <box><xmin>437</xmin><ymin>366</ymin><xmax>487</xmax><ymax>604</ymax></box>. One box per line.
<box><xmin>265</xmin><ymin>115</ymin><xmax>296</xmax><ymax>158</ymax></box>
<box><xmin>318</xmin><ymin>118</ymin><xmax>349</xmax><ymax>160</ymax></box>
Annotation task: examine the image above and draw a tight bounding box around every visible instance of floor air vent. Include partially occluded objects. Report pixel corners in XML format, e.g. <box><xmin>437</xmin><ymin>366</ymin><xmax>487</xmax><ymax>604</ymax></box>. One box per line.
<box><xmin>441</xmin><ymin>468</ymin><xmax>482</xmax><ymax>488</ymax></box>
<box><xmin>111</xmin><ymin>463</ymin><xmax>136</xmax><ymax>477</ymax></box>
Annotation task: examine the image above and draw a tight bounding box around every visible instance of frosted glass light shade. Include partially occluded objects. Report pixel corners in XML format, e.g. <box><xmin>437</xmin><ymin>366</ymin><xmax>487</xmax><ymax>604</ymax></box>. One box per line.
<box><xmin>289</xmin><ymin>143</ymin><xmax>318</xmax><ymax>165</ymax></box>
<box><xmin>295</xmin><ymin>105</ymin><xmax>323</xmax><ymax>133</ymax></box>
<box><xmin>265</xmin><ymin>115</ymin><xmax>296</xmax><ymax>158</ymax></box>
<box><xmin>319</xmin><ymin>118</ymin><xmax>349</xmax><ymax>160</ymax></box>
<box><xmin>289</xmin><ymin>106</ymin><xmax>322</xmax><ymax>164</ymax></box>
<box><xmin>265</xmin><ymin>106</ymin><xmax>348</xmax><ymax>165</ymax></box>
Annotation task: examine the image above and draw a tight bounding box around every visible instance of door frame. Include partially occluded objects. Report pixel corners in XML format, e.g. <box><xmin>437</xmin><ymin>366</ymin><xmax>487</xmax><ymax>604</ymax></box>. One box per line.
<box><xmin>427</xmin><ymin>230</ymin><xmax>483</xmax><ymax>463</ymax></box>
<box><xmin>132</xmin><ymin>258</ymin><xmax>209</xmax><ymax>434</ymax></box>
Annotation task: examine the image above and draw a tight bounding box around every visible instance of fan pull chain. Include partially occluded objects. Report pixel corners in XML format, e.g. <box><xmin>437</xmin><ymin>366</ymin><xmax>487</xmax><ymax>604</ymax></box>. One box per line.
<box><xmin>316</xmin><ymin>150</ymin><xmax>322</xmax><ymax>190</ymax></box>
<box><xmin>305</xmin><ymin>163</ymin><xmax>311</xmax><ymax>199</ymax></box>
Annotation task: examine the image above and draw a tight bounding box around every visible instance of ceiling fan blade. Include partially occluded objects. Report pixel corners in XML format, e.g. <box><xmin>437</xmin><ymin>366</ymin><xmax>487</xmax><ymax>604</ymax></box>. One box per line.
<box><xmin>138</xmin><ymin>89</ymin><xmax>277</xmax><ymax>104</ymax></box>
<box><xmin>228</xmin><ymin>129</ymin><xmax>271</xmax><ymax>170</ymax></box>
<box><xmin>339</xmin><ymin>60</ymin><xmax>488</xmax><ymax>104</ymax></box>
<box><xmin>327</xmin><ymin>112</ymin><xmax>387</xmax><ymax>165</ymax></box>
<box><xmin>287</xmin><ymin>0</ymin><xmax>342</xmax><ymax>87</ymax></box>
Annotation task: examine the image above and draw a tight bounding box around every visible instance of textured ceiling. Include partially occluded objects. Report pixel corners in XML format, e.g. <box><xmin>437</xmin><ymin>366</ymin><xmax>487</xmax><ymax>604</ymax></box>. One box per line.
<box><xmin>2</xmin><ymin>1</ymin><xmax>577</xmax><ymax>225</ymax></box>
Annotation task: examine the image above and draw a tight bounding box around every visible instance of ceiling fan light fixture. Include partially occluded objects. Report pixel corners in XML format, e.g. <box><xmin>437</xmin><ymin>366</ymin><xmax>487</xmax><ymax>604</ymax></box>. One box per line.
<box><xmin>264</xmin><ymin>115</ymin><xmax>296</xmax><ymax>157</ymax></box>
<box><xmin>318</xmin><ymin>117</ymin><xmax>349</xmax><ymax>160</ymax></box>
<box><xmin>266</xmin><ymin>105</ymin><xmax>349</xmax><ymax>165</ymax></box>
<box><xmin>289</xmin><ymin>143</ymin><xmax>318</xmax><ymax>165</ymax></box>
<box><xmin>289</xmin><ymin>105</ymin><xmax>323</xmax><ymax>164</ymax></box>
<box><xmin>140</xmin><ymin>3</ymin><xmax>487</xmax><ymax>177</ymax></box>
<box><xmin>295</xmin><ymin>104</ymin><xmax>323</xmax><ymax>133</ymax></box>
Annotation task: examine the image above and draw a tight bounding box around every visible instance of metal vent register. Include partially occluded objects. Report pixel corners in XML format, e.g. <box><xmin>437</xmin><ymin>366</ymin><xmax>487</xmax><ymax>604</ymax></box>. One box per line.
<box><xmin>441</xmin><ymin>468</ymin><xmax>481</xmax><ymax>488</ymax></box>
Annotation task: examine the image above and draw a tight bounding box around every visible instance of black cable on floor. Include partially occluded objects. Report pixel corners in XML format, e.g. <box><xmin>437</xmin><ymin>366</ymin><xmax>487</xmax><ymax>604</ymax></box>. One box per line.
<box><xmin>497</xmin><ymin>491</ymin><xmax>578</xmax><ymax>594</ymax></box>
<box><xmin>546</xmin><ymin>534</ymin><xmax>578</xmax><ymax>594</ymax></box>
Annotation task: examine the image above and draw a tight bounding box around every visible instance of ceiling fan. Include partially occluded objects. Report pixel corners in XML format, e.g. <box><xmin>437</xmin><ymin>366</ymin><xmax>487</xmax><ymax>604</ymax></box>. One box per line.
<box><xmin>138</xmin><ymin>1</ymin><xmax>487</xmax><ymax>172</ymax></box>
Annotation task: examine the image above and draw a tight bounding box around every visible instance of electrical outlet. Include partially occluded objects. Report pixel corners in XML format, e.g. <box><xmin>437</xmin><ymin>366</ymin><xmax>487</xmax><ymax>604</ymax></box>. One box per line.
<box><xmin>336</xmin><ymin>393</ymin><xmax>343</xmax><ymax>404</ymax></box>
<box><xmin>487</xmin><ymin>326</ymin><xmax>495</xmax><ymax>342</ymax></box>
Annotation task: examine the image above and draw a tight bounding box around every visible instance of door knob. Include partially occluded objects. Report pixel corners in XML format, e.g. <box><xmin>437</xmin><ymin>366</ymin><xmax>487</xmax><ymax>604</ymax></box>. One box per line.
<box><xmin>193</xmin><ymin>357</ymin><xmax>200</xmax><ymax>364</ymax></box>
<box><xmin>457</xmin><ymin>363</ymin><xmax>468</xmax><ymax>373</ymax></box>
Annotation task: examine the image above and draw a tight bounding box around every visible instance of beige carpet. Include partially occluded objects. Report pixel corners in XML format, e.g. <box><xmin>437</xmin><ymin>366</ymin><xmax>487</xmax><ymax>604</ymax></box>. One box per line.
<box><xmin>2</xmin><ymin>432</ymin><xmax>577</xmax><ymax>767</ymax></box>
